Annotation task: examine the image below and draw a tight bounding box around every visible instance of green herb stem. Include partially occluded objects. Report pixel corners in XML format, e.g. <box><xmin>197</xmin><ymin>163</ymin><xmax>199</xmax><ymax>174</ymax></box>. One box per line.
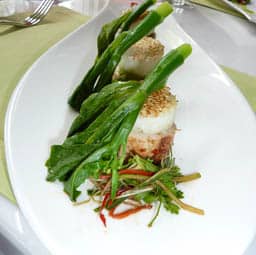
<box><xmin>173</xmin><ymin>173</ymin><xmax>201</xmax><ymax>183</ymax></box>
<box><xmin>148</xmin><ymin>201</ymin><xmax>162</xmax><ymax>227</ymax></box>
<box><xmin>140</xmin><ymin>168</ymin><xmax>171</xmax><ymax>186</ymax></box>
<box><xmin>119</xmin><ymin>174</ymin><xmax>149</xmax><ymax>181</ymax></box>
<box><xmin>156</xmin><ymin>180</ymin><xmax>204</xmax><ymax>215</ymax></box>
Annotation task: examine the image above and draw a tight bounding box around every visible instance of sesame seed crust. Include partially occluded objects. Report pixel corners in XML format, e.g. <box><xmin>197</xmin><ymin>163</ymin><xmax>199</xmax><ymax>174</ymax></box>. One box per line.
<box><xmin>140</xmin><ymin>87</ymin><xmax>177</xmax><ymax>117</ymax></box>
<box><xmin>128</xmin><ymin>36</ymin><xmax>164</xmax><ymax>61</ymax></box>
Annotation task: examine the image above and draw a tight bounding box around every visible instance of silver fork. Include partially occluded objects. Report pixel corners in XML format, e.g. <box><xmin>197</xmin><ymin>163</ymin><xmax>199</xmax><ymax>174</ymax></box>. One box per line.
<box><xmin>0</xmin><ymin>0</ymin><xmax>55</xmax><ymax>27</ymax></box>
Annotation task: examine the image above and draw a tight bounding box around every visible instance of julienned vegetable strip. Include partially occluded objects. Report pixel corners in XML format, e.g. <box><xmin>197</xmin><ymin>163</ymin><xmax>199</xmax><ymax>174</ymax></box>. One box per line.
<box><xmin>99</xmin><ymin>169</ymin><xmax>154</xmax><ymax>179</ymax></box>
<box><xmin>109</xmin><ymin>204</ymin><xmax>152</xmax><ymax>219</ymax></box>
<box><xmin>156</xmin><ymin>180</ymin><xmax>205</xmax><ymax>215</ymax></box>
<box><xmin>119</xmin><ymin>169</ymin><xmax>154</xmax><ymax>176</ymax></box>
<box><xmin>68</xmin><ymin>2</ymin><xmax>173</xmax><ymax>111</ymax></box>
<box><xmin>173</xmin><ymin>173</ymin><xmax>201</xmax><ymax>183</ymax></box>
<box><xmin>148</xmin><ymin>201</ymin><xmax>161</xmax><ymax>227</ymax></box>
<box><xmin>99</xmin><ymin>193</ymin><xmax>110</xmax><ymax>227</ymax></box>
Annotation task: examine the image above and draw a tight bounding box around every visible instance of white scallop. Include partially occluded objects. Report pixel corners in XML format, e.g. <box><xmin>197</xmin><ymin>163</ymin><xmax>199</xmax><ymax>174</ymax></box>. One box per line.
<box><xmin>132</xmin><ymin>105</ymin><xmax>176</xmax><ymax>135</ymax></box>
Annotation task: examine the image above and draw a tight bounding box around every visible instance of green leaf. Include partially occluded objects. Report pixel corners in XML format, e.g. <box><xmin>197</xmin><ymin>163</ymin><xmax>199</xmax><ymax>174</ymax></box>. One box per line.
<box><xmin>143</xmin><ymin>192</ymin><xmax>158</xmax><ymax>204</ymax></box>
<box><xmin>46</xmin><ymin>143</ymin><xmax>101</xmax><ymax>182</ymax></box>
<box><xmin>97</xmin><ymin>10</ymin><xmax>131</xmax><ymax>56</ymax></box>
<box><xmin>64</xmin><ymin>100</ymin><xmax>122</xmax><ymax>146</ymax></box>
<box><xmin>64</xmin><ymin>160</ymin><xmax>108</xmax><ymax>201</ymax></box>
<box><xmin>158</xmin><ymin>173</ymin><xmax>184</xmax><ymax>199</ymax></box>
<box><xmin>131</xmin><ymin>155</ymin><xmax>159</xmax><ymax>172</ymax></box>
<box><xmin>162</xmin><ymin>197</ymin><xmax>180</xmax><ymax>214</ymax></box>
<box><xmin>68</xmin><ymin>81</ymin><xmax>140</xmax><ymax>137</ymax></box>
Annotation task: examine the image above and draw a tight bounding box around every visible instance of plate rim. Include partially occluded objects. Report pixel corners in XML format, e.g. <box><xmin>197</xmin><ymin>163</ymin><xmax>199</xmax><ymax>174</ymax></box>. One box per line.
<box><xmin>4</xmin><ymin>1</ymin><xmax>256</xmax><ymax>253</ymax></box>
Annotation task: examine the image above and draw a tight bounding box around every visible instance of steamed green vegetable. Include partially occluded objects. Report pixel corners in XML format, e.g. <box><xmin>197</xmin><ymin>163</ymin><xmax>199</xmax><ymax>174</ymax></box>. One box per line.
<box><xmin>121</xmin><ymin>0</ymin><xmax>156</xmax><ymax>31</ymax></box>
<box><xmin>68</xmin><ymin>2</ymin><xmax>173</xmax><ymax>111</ymax></box>
<box><xmin>68</xmin><ymin>81</ymin><xmax>141</xmax><ymax>136</ymax></box>
<box><xmin>97</xmin><ymin>11</ymin><xmax>131</xmax><ymax>57</ymax></box>
<box><xmin>61</xmin><ymin>44</ymin><xmax>192</xmax><ymax>201</ymax></box>
<box><xmin>47</xmin><ymin>81</ymin><xmax>140</xmax><ymax>183</ymax></box>
<box><xmin>46</xmin><ymin>0</ymin><xmax>204</xmax><ymax>227</ymax></box>
<box><xmin>64</xmin><ymin>110</ymin><xmax>139</xmax><ymax>200</ymax></box>
<box><xmin>46</xmin><ymin>143</ymin><xmax>102</xmax><ymax>182</ymax></box>
<box><xmin>97</xmin><ymin>0</ymin><xmax>156</xmax><ymax>56</ymax></box>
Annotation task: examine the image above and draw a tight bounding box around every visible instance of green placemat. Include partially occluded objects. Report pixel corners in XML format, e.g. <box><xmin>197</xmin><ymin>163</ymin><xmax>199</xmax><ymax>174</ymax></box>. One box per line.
<box><xmin>221</xmin><ymin>66</ymin><xmax>256</xmax><ymax>111</ymax></box>
<box><xmin>0</xmin><ymin>7</ymin><xmax>255</xmax><ymax>204</ymax></box>
<box><xmin>0</xmin><ymin>6</ymin><xmax>89</xmax><ymax>203</ymax></box>
<box><xmin>190</xmin><ymin>0</ymin><xmax>254</xmax><ymax>18</ymax></box>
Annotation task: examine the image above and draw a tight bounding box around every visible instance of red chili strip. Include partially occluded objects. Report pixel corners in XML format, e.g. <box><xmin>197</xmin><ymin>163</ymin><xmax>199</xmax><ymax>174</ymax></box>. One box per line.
<box><xmin>99</xmin><ymin>193</ymin><xmax>110</xmax><ymax>227</ymax></box>
<box><xmin>109</xmin><ymin>204</ymin><xmax>152</xmax><ymax>219</ymax></box>
<box><xmin>119</xmin><ymin>169</ymin><xmax>154</xmax><ymax>176</ymax></box>
<box><xmin>99</xmin><ymin>188</ymin><xmax>130</xmax><ymax>226</ymax></box>
<box><xmin>99</xmin><ymin>213</ymin><xmax>106</xmax><ymax>227</ymax></box>
<box><xmin>99</xmin><ymin>169</ymin><xmax>154</xmax><ymax>180</ymax></box>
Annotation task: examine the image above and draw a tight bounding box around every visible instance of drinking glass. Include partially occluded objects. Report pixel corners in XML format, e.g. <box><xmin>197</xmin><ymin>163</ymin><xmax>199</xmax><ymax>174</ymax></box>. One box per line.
<box><xmin>0</xmin><ymin>0</ymin><xmax>15</xmax><ymax>16</ymax></box>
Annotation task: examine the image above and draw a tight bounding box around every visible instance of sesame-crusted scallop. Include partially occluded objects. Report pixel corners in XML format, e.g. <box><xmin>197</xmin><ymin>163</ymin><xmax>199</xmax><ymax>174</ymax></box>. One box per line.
<box><xmin>127</xmin><ymin>87</ymin><xmax>177</xmax><ymax>162</ymax></box>
<box><xmin>118</xmin><ymin>36</ymin><xmax>164</xmax><ymax>79</ymax></box>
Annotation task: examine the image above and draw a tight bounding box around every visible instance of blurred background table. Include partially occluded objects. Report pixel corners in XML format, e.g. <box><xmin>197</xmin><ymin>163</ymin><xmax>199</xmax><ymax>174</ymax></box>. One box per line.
<box><xmin>173</xmin><ymin>4</ymin><xmax>256</xmax><ymax>76</ymax></box>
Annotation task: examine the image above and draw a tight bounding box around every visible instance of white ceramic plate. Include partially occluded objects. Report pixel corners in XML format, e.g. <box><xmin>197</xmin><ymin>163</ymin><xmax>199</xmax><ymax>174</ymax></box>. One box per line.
<box><xmin>5</xmin><ymin>1</ymin><xmax>256</xmax><ymax>255</ymax></box>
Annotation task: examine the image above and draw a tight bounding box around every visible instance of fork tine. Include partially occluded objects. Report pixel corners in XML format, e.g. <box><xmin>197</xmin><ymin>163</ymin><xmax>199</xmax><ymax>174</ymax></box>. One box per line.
<box><xmin>39</xmin><ymin>0</ymin><xmax>55</xmax><ymax>16</ymax></box>
<box><xmin>25</xmin><ymin>0</ymin><xmax>50</xmax><ymax>24</ymax></box>
<box><xmin>25</xmin><ymin>0</ymin><xmax>54</xmax><ymax>25</ymax></box>
<box><xmin>0</xmin><ymin>0</ymin><xmax>54</xmax><ymax>26</ymax></box>
<box><xmin>26</xmin><ymin>0</ymin><xmax>53</xmax><ymax>23</ymax></box>
<box><xmin>30</xmin><ymin>0</ymin><xmax>52</xmax><ymax>18</ymax></box>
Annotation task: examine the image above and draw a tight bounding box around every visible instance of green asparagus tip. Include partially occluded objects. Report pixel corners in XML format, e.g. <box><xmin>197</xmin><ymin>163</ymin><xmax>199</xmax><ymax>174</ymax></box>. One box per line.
<box><xmin>155</xmin><ymin>2</ymin><xmax>173</xmax><ymax>18</ymax></box>
<box><xmin>177</xmin><ymin>44</ymin><xmax>192</xmax><ymax>59</ymax></box>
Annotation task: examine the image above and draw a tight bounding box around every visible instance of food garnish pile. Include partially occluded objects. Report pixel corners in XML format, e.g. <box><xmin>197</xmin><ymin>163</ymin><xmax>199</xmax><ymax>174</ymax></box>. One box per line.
<box><xmin>46</xmin><ymin>0</ymin><xmax>204</xmax><ymax>227</ymax></box>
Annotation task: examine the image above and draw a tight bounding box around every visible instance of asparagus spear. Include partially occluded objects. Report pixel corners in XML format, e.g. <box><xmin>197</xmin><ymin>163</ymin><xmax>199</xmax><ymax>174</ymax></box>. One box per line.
<box><xmin>120</xmin><ymin>0</ymin><xmax>156</xmax><ymax>31</ymax></box>
<box><xmin>97</xmin><ymin>0</ymin><xmax>156</xmax><ymax>56</ymax></box>
<box><xmin>68</xmin><ymin>2</ymin><xmax>173</xmax><ymax>111</ymax></box>
<box><xmin>63</xmin><ymin>44</ymin><xmax>192</xmax><ymax>201</ymax></box>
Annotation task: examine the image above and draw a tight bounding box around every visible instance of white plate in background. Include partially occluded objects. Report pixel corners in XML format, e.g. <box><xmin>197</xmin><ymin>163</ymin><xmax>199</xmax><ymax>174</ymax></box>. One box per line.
<box><xmin>5</xmin><ymin>1</ymin><xmax>256</xmax><ymax>254</ymax></box>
